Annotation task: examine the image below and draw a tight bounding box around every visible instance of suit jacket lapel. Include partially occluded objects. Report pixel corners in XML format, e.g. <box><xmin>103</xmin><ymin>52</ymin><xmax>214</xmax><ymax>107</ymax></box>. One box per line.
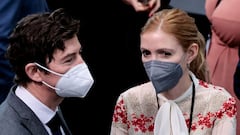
<box><xmin>7</xmin><ymin>86</ymin><xmax>49</xmax><ymax>135</ymax></box>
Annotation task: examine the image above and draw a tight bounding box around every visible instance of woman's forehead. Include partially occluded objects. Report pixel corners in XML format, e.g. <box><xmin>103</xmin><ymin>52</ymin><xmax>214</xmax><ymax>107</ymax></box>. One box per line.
<box><xmin>141</xmin><ymin>30</ymin><xmax>181</xmax><ymax>50</ymax></box>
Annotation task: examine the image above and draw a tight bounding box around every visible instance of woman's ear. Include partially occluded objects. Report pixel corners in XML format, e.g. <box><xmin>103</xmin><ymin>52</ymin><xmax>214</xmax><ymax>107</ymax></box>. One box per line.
<box><xmin>25</xmin><ymin>63</ymin><xmax>42</xmax><ymax>82</ymax></box>
<box><xmin>187</xmin><ymin>43</ymin><xmax>198</xmax><ymax>64</ymax></box>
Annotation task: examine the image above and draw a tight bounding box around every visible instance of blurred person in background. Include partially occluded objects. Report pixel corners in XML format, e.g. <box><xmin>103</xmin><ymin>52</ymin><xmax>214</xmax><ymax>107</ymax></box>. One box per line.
<box><xmin>205</xmin><ymin>0</ymin><xmax>240</xmax><ymax>134</ymax></box>
<box><xmin>234</xmin><ymin>48</ymin><xmax>240</xmax><ymax>100</ymax></box>
<box><xmin>0</xmin><ymin>0</ymin><xmax>49</xmax><ymax>104</ymax></box>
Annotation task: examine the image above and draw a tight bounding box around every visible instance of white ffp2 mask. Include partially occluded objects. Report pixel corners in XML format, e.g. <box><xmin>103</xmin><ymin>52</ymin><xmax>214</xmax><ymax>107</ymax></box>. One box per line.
<box><xmin>35</xmin><ymin>62</ymin><xmax>94</xmax><ymax>98</ymax></box>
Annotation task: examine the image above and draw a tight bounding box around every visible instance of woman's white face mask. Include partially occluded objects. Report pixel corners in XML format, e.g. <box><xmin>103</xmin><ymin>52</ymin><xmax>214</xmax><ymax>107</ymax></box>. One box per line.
<box><xmin>35</xmin><ymin>62</ymin><xmax>94</xmax><ymax>98</ymax></box>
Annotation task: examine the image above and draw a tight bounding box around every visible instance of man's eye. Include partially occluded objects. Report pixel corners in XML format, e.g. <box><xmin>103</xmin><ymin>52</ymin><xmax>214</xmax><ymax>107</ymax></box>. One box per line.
<box><xmin>65</xmin><ymin>58</ymin><xmax>73</xmax><ymax>63</ymax></box>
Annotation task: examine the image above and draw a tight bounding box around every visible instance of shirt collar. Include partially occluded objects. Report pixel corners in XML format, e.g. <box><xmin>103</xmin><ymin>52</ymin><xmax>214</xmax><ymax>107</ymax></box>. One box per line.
<box><xmin>15</xmin><ymin>86</ymin><xmax>57</xmax><ymax>124</ymax></box>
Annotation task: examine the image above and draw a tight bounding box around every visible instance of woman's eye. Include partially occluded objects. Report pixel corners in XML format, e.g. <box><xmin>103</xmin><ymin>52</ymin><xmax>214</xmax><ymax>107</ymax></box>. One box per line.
<box><xmin>159</xmin><ymin>50</ymin><xmax>172</xmax><ymax>56</ymax></box>
<box><xmin>142</xmin><ymin>50</ymin><xmax>151</xmax><ymax>57</ymax></box>
<box><xmin>164</xmin><ymin>52</ymin><xmax>171</xmax><ymax>56</ymax></box>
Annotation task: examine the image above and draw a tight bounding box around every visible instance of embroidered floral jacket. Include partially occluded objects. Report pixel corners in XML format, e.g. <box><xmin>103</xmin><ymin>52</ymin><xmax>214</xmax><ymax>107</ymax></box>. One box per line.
<box><xmin>110</xmin><ymin>74</ymin><xmax>237</xmax><ymax>135</ymax></box>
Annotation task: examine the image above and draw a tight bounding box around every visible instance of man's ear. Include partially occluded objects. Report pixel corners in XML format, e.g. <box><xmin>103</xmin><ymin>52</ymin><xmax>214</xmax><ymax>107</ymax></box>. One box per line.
<box><xmin>25</xmin><ymin>63</ymin><xmax>42</xmax><ymax>82</ymax></box>
<box><xmin>186</xmin><ymin>43</ymin><xmax>198</xmax><ymax>64</ymax></box>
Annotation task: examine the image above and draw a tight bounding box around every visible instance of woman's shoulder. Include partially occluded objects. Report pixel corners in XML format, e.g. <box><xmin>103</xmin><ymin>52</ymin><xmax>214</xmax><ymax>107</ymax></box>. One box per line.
<box><xmin>195</xmin><ymin>80</ymin><xmax>237</xmax><ymax>119</ymax></box>
<box><xmin>117</xmin><ymin>81</ymin><xmax>158</xmax><ymax>114</ymax></box>
<box><xmin>118</xmin><ymin>81</ymin><xmax>157</xmax><ymax>103</ymax></box>
<box><xmin>121</xmin><ymin>81</ymin><xmax>155</xmax><ymax>96</ymax></box>
<box><xmin>196</xmin><ymin>80</ymin><xmax>235</xmax><ymax>104</ymax></box>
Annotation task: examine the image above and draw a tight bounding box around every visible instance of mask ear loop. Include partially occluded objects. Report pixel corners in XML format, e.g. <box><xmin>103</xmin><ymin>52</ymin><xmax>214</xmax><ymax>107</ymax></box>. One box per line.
<box><xmin>42</xmin><ymin>81</ymin><xmax>60</xmax><ymax>91</ymax></box>
<box><xmin>34</xmin><ymin>62</ymin><xmax>68</xmax><ymax>77</ymax></box>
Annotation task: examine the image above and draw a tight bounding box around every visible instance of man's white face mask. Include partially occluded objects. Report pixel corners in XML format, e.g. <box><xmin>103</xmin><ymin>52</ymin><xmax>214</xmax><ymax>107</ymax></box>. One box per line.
<box><xmin>35</xmin><ymin>62</ymin><xmax>94</xmax><ymax>98</ymax></box>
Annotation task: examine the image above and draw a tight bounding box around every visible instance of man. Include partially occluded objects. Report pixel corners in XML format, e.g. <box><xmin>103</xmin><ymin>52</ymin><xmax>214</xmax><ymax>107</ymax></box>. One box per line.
<box><xmin>0</xmin><ymin>8</ymin><xmax>94</xmax><ymax>135</ymax></box>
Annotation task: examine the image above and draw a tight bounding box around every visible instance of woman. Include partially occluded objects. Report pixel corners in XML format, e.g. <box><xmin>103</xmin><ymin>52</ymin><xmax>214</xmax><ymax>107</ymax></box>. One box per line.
<box><xmin>110</xmin><ymin>8</ymin><xmax>236</xmax><ymax>135</ymax></box>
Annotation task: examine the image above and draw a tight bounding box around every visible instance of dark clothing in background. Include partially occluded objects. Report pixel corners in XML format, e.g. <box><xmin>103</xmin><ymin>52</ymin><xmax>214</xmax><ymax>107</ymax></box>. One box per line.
<box><xmin>0</xmin><ymin>0</ymin><xmax>49</xmax><ymax>103</ymax></box>
<box><xmin>234</xmin><ymin>48</ymin><xmax>240</xmax><ymax>100</ymax></box>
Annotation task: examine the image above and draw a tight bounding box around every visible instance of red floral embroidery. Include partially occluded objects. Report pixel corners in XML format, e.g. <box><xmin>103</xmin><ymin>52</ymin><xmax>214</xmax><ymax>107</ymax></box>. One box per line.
<box><xmin>199</xmin><ymin>80</ymin><xmax>226</xmax><ymax>91</ymax></box>
<box><xmin>199</xmin><ymin>80</ymin><xmax>208</xmax><ymax>88</ymax></box>
<box><xmin>194</xmin><ymin>97</ymin><xmax>236</xmax><ymax>130</ymax></box>
<box><xmin>218</xmin><ymin>97</ymin><xmax>237</xmax><ymax>118</ymax></box>
<box><xmin>185</xmin><ymin>116</ymin><xmax>197</xmax><ymax>130</ymax></box>
<box><xmin>197</xmin><ymin>112</ymin><xmax>214</xmax><ymax>129</ymax></box>
<box><xmin>113</xmin><ymin>96</ymin><xmax>236</xmax><ymax>133</ymax></box>
<box><xmin>183</xmin><ymin>112</ymin><xmax>191</xmax><ymax>129</ymax></box>
<box><xmin>191</xmin><ymin>123</ymin><xmax>197</xmax><ymax>130</ymax></box>
<box><xmin>131</xmin><ymin>114</ymin><xmax>154</xmax><ymax>132</ymax></box>
<box><xmin>183</xmin><ymin>97</ymin><xmax>236</xmax><ymax>131</ymax></box>
<box><xmin>113</xmin><ymin>99</ymin><xmax>128</xmax><ymax>124</ymax></box>
<box><xmin>112</xmin><ymin>98</ymin><xmax>154</xmax><ymax>132</ymax></box>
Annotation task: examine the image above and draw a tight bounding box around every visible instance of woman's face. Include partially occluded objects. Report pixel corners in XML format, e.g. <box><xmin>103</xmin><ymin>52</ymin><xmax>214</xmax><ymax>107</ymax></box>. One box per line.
<box><xmin>140</xmin><ymin>29</ymin><xmax>186</xmax><ymax>64</ymax></box>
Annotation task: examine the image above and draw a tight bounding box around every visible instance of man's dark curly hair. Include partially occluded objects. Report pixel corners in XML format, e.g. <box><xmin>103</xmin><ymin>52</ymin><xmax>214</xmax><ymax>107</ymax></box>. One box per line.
<box><xmin>5</xmin><ymin>8</ymin><xmax>80</xmax><ymax>85</ymax></box>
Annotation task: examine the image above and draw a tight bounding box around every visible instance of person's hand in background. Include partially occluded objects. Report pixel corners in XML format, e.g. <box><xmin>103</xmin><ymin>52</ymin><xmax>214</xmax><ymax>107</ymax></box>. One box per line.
<box><xmin>122</xmin><ymin>0</ymin><xmax>160</xmax><ymax>16</ymax></box>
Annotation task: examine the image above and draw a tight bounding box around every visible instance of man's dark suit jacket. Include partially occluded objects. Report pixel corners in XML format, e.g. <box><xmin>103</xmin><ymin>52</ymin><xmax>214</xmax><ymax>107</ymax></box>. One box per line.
<box><xmin>0</xmin><ymin>85</ymin><xmax>72</xmax><ymax>135</ymax></box>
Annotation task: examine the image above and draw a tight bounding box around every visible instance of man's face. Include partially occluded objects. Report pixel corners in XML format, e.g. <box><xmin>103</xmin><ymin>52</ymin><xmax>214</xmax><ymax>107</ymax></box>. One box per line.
<box><xmin>40</xmin><ymin>35</ymin><xmax>84</xmax><ymax>89</ymax></box>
